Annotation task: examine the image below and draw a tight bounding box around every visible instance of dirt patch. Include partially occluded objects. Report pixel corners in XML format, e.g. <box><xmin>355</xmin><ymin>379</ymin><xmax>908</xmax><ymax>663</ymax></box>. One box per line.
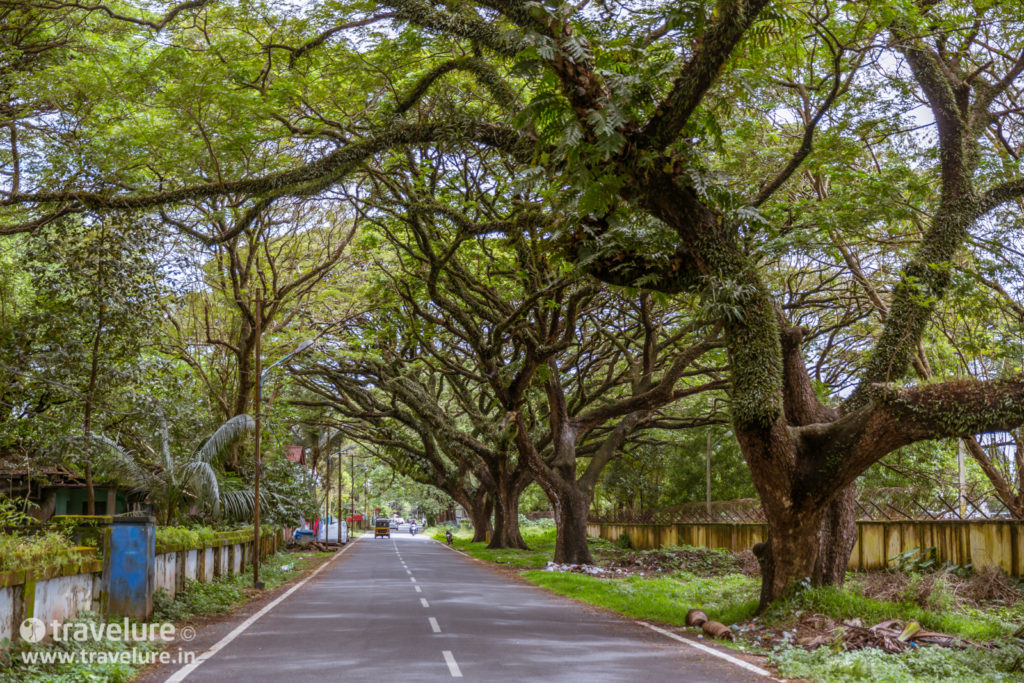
<box><xmin>961</xmin><ymin>568</ymin><xmax>1024</xmax><ymax>605</ymax></box>
<box><xmin>603</xmin><ymin>547</ymin><xmax>753</xmax><ymax>577</ymax></box>
<box><xmin>733</xmin><ymin>613</ymin><xmax>980</xmax><ymax>654</ymax></box>
<box><xmin>855</xmin><ymin>568</ymin><xmax>1024</xmax><ymax>610</ymax></box>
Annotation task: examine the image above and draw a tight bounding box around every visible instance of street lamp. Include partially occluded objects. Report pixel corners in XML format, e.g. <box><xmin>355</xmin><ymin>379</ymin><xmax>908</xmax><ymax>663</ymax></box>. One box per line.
<box><xmin>253</xmin><ymin>315</ymin><xmax>315</xmax><ymax>589</ymax></box>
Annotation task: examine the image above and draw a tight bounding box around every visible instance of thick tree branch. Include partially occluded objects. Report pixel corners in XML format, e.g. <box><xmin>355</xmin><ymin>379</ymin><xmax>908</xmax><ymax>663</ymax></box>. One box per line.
<box><xmin>635</xmin><ymin>0</ymin><xmax>771</xmax><ymax>152</ymax></box>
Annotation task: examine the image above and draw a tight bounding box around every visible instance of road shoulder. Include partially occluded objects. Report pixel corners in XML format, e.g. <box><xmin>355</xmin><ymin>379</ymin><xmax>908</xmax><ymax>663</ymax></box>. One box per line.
<box><xmin>133</xmin><ymin>539</ymin><xmax>361</xmax><ymax>682</ymax></box>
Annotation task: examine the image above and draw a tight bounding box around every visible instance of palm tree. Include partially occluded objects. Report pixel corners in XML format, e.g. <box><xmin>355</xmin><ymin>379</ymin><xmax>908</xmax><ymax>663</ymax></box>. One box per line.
<box><xmin>67</xmin><ymin>415</ymin><xmax>256</xmax><ymax>524</ymax></box>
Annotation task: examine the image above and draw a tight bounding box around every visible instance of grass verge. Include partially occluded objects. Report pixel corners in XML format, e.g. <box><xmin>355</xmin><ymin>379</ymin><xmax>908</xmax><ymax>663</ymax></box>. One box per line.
<box><xmin>0</xmin><ymin>550</ymin><xmax>335</xmax><ymax>683</ymax></box>
<box><xmin>1</xmin><ymin>611</ymin><xmax>161</xmax><ymax>683</ymax></box>
<box><xmin>523</xmin><ymin>570</ymin><xmax>760</xmax><ymax>626</ymax></box>
<box><xmin>431</xmin><ymin>523</ymin><xmax>1024</xmax><ymax>681</ymax></box>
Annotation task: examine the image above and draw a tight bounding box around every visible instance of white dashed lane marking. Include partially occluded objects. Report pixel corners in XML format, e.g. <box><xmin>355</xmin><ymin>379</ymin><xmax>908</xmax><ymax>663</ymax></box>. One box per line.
<box><xmin>442</xmin><ymin>650</ymin><xmax>462</xmax><ymax>678</ymax></box>
<box><xmin>429</xmin><ymin>617</ymin><xmax>441</xmax><ymax>633</ymax></box>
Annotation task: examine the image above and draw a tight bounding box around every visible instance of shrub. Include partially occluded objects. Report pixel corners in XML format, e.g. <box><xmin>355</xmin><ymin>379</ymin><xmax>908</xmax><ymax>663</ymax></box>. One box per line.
<box><xmin>771</xmin><ymin>642</ymin><xmax>1024</xmax><ymax>682</ymax></box>
<box><xmin>0</xmin><ymin>530</ymin><xmax>81</xmax><ymax>573</ymax></box>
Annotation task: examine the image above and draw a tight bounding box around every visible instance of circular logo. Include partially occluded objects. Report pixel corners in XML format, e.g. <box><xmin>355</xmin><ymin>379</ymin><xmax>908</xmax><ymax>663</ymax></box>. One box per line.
<box><xmin>20</xmin><ymin>617</ymin><xmax>45</xmax><ymax>643</ymax></box>
<box><xmin>180</xmin><ymin>626</ymin><xmax>196</xmax><ymax>641</ymax></box>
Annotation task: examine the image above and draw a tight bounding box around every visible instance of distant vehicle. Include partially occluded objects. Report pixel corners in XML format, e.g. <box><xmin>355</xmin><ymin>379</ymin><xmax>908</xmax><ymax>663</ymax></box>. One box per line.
<box><xmin>374</xmin><ymin>517</ymin><xmax>391</xmax><ymax>538</ymax></box>
<box><xmin>389</xmin><ymin>519</ymin><xmax>399</xmax><ymax>530</ymax></box>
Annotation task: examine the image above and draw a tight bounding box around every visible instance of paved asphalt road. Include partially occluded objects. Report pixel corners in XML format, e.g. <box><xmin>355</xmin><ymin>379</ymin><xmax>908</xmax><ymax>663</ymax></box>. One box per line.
<box><xmin>166</xmin><ymin>533</ymin><xmax>769</xmax><ymax>682</ymax></box>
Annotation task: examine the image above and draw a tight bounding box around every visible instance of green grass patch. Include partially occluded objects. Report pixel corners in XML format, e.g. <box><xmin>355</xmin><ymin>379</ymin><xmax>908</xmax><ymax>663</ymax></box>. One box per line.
<box><xmin>0</xmin><ymin>611</ymin><xmax>160</xmax><ymax>683</ymax></box>
<box><xmin>770</xmin><ymin>642</ymin><xmax>1024</xmax><ymax>682</ymax></box>
<box><xmin>522</xmin><ymin>570</ymin><xmax>760</xmax><ymax>626</ymax></box>
<box><xmin>429</xmin><ymin>526</ymin><xmax>558</xmax><ymax>568</ymax></box>
<box><xmin>766</xmin><ymin>585</ymin><xmax>1018</xmax><ymax>641</ymax></box>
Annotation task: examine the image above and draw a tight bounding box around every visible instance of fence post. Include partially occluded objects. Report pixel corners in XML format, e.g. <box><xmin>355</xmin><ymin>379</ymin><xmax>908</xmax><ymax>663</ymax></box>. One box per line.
<box><xmin>103</xmin><ymin>516</ymin><xmax>155</xmax><ymax>621</ymax></box>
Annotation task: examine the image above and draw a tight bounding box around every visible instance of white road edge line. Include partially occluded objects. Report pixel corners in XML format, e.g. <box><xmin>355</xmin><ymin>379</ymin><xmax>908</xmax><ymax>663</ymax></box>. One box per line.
<box><xmin>429</xmin><ymin>617</ymin><xmax>441</xmax><ymax>633</ymax></box>
<box><xmin>165</xmin><ymin>537</ymin><xmax>361</xmax><ymax>682</ymax></box>
<box><xmin>442</xmin><ymin>650</ymin><xmax>462</xmax><ymax>678</ymax></box>
<box><xmin>426</xmin><ymin>537</ymin><xmax>768</xmax><ymax>677</ymax></box>
<box><xmin>637</xmin><ymin>622</ymin><xmax>774</xmax><ymax>679</ymax></box>
<box><xmin>420</xmin><ymin>598</ymin><xmax>429</xmax><ymax>608</ymax></box>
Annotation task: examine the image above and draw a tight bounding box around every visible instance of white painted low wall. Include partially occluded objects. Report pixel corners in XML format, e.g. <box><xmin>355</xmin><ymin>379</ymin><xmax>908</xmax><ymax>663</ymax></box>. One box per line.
<box><xmin>1</xmin><ymin>528</ymin><xmax>284</xmax><ymax>645</ymax></box>
<box><xmin>184</xmin><ymin>549</ymin><xmax>198</xmax><ymax>582</ymax></box>
<box><xmin>0</xmin><ymin>562</ymin><xmax>102</xmax><ymax>643</ymax></box>
<box><xmin>154</xmin><ymin>551</ymin><xmax>177</xmax><ymax>598</ymax></box>
<box><xmin>151</xmin><ymin>540</ymin><xmax>255</xmax><ymax>602</ymax></box>
<box><xmin>0</xmin><ymin>584</ymin><xmax>18</xmax><ymax>643</ymax></box>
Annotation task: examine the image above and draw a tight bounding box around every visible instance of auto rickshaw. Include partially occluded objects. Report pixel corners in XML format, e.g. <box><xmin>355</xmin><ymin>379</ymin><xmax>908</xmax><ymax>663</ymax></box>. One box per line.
<box><xmin>374</xmin><ymin>517</ymin><xmax>391</xmax><ymax>538</ymax></box>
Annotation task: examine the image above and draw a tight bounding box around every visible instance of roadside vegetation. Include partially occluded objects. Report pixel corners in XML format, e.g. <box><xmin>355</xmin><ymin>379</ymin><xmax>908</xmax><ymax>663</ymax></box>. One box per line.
<box><xmin>0</xmin><ymin>611</ymin><xmax>161</xmax><ymax>683</ymax></box>
<box><xmin>433</xmin><ymin>522</ymin><xmax>1024</xmax><ymax>681</ymax></box>
<box><xmin>3</xmin><ymin>4</ymin><xmax>1024</xmax><ymax>682</ymax></box>
<box><xmin>0</xmin><ymin>529</ymin><xmax>84</xmax><ymax>573</ymax></box>
<box><xmin>0</xmin><ymin>499</ymin><xmax>87</xmax><ymax>572</ymax></box>
<box><xmin>153</xmin><ymin>550</ymin><xmax>334</xmax><ymax>622</ymax></box>
<box><xmin>0</xmin><ymin>549</ymin><xmax>334</xmax><ymax>683</ymax></box>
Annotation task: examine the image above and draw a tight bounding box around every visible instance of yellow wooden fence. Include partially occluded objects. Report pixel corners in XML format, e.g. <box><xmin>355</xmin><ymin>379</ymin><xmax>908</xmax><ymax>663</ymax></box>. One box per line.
<box><xmin>587</xmin><ymin>520</ymin><xmax>1024</xmax><ymax>575</ymax></box>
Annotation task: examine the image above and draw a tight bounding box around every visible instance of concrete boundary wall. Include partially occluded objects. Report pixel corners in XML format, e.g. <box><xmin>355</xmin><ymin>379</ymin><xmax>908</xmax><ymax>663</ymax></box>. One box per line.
<box><xmin>587</xmin><ymin>520</ymin><xmax>1024</xmax><ymax>575</ymax></box>
<box><xmin>0</xmin><ymin>554</ymin><xmax>102</xmax><ymax>644</ymax></box>
<box><xmin>1</xmin><ymin>528</ymin><xmax>284</xmax><ymax>644</ymax></box>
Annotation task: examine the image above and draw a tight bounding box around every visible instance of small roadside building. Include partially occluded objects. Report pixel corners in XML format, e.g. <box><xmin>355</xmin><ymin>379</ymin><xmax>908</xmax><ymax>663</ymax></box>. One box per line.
<box><xmin>0</xmin><ymin>457</ymin><xmax>135</xmax><ymax>520</ymax></box>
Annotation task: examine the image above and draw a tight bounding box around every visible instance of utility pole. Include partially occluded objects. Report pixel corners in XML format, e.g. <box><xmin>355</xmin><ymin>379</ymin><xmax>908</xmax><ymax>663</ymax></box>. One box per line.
<box><xmin>253</xmin><ymin>295</ymin><xmax>263</xmax><ymax>589</ymax></box>
<box><xmin>252</xmin><ymin>330</ymin><xmax>314</xmax><ymax>587</ymax></box>
<box><xmin>325</xmin><ymin>451</ymin><xmax>331</xmax><ymax>533</ymax></box>
<box><xmin>706</xmin><ymin>429</ymin><xmax>712</xmax><ymax>516</ymax></box>
<box><xmin>337</xmin><ymin>451</ymin><xmax>343</xmax><ymax>543</ymax></box>
<box><xmin>958</xmin><ymin>438</ymin><xmax>967</xmax><ymax>518</ymax></box>
<box><xmin>350</xmin><ymin>454</ymin><xmax>355</xmax><ymax>531</ymax></box>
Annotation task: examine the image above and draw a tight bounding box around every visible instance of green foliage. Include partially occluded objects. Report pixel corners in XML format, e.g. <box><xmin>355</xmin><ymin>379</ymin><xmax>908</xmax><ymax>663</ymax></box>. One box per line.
<box><xmin>522</xmin><ymin>570</ymin><xmax>760</xmax><ymax>627</ymax></box>
<box><xmin>0</xmin><ymin>495</ymin><xmax>35</xmax><ymax>527</ymax></box>
<box><xmin>0</xmin><ymin>530</ymin><xmax>82</xmax><ymax>573</ymax></box>
<box><xmin>152</xmin><ymin>578</ymin><xmax>245</xmax><ymax>622</ymax></box>
<box><xmin>599</xmin><ymin>425</ymin><xmax>755</xmax><ymax>514</ymax></box>
<box><xmin>518</xmin><ymin>515</ymin><xmax>555</xmax><ymax>529</ymax></box>
<box><xmin>764</xmin><ymin>585</ymin><xmax>1017</xmax><ymax>641</ymax></box>
<box><xmin>887</xmin><ymin>546</ymin><xmax>972</xmax><ymax>577</ymax></box>
<box><xmin>0</xmin><ymin>611</ymin><xmax>159</xmax><ymax>683</ymax></box>
<box><xmin>153</xmin><ymin>525</ymin><xmax>220</xmax><ymax>550</ymax></box>
<box><xmin>770</xmin><ymin>642</ymin><xmax>1024</xmax><ymax>683</ymax></box>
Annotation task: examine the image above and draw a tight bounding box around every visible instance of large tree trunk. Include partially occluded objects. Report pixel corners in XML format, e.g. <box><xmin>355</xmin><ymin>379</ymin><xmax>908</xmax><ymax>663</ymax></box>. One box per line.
<box><xmin>84</xmin><ymin>462</ymin><xmax>95</xmax><ymax>517</ymax></box>
<box><xmin>756</xmin><ymin>501</ymin><xmax>823</xmax><ymax>605</ymax></box>
<box><xmin>812</xmin><ymin>484</ymin><xmax>857</xmax><ymax>586</ymax></box>
<box><xmin>488</xmin><ymin>475</ymin><xmax>528</xmax><ymax>549</ymax></box>
<box><xmin>229</xmin><ymin>340</ymin><xmax>254</xmax><ymax>472</ymax></box>
<box><xmin>82</xmin><ymin>310</ymin><xmax>104</xmax><ymax>517</ymax></box>
<box><xmin>551</xmin><ymin>482</ymin><xmax>593</xmax><ymax>564</ymax></box>
<box><xmin>467</xmin><ymin>490</ymin><xmax>492</xmax><ymax>543</ymax></box>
